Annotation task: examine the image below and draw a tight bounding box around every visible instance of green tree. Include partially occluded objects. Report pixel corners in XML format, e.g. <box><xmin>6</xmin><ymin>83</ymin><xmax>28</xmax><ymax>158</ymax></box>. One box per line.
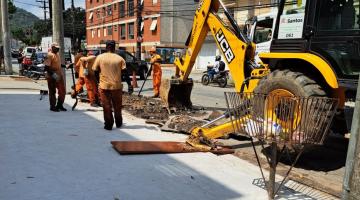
<box><xmin>63</xmin><ymin>7</ymin><xmax>86</xmax><ymax>51</ymax></box>
<box><xmin>11</xmin><ymin>28</ymin><xmax>25</xmax><ymax>41</ymax></box>
<box><xmin>8</xmin><ymin>0</ymin><xmax>16</xmax><ymax>14</ymax></box>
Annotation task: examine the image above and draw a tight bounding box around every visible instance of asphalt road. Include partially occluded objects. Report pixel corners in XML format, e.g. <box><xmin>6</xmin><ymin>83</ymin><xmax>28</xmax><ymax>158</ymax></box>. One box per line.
<box><xmin>11</xmin><ymin>59</ymin><xmax>235</xmax><ymax>109</ymax></box>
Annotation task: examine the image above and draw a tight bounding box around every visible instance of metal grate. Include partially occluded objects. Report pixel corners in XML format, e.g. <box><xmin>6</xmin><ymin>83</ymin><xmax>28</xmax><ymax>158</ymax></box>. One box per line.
<box><xmin>224</xmin><ymin>92</ymin><xmax>339</xmax><ymax>147</ymax></box>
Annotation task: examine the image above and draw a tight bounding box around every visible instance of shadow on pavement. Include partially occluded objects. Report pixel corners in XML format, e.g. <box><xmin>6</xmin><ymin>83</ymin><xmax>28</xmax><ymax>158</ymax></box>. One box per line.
<box><xmin>0</xmin><ymin>93</ymin><xmax>249</xmax><ymax>200</ymax></box>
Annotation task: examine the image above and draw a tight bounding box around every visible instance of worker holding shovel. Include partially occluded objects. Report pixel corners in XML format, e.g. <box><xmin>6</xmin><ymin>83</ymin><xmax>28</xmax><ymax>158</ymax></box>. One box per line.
<box><xmin>44</xmin><ymin>43</ymin><xmax>66</xmax><ymax>112</ymax></box>
<box><xmin>149</xmin><ymin>46</ymin><xmax>162</xmax><ymax>98</ymax></box>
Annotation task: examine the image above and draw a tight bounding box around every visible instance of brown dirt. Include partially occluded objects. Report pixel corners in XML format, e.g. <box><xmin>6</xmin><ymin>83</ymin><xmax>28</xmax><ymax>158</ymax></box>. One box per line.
<box><xmin>122</xmin><ymin>94</ymin><xmax>169</xmax><ymax>120</ymax></box>
<box><xmin>166</xmin><ymin>115</ymin><xmax>206</xmax><ymax>134</ymax></box>
<box><xmin>122</xmin><ymin>93</ymin><xmax>208</xmax><ymax>121</ymax></box>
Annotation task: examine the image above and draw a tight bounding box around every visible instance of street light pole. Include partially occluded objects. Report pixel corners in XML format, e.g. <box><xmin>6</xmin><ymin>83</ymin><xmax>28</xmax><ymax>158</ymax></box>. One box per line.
<box><xmin>136</xmin><ymin>0</ymin><xmax>143</xmax><ymax>60</ymax></box>
<box><xmin>1</xmin><ymin>0</ymin><xmax>13</xmax><ymax>74</ymax></box>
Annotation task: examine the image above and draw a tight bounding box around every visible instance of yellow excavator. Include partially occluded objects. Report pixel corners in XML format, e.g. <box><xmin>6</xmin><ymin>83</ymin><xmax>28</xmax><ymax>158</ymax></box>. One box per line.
<box><xmin>113</xmin><ymin>0</ymin><xmax>360</xmax><ymax>153</ymax></box>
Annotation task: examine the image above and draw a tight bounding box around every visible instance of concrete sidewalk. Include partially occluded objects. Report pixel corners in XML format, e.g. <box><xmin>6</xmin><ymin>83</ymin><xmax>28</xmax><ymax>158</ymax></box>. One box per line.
<box><xmin>0</xmin><ymin>81</ymin><xmax>328</xmax><ymax>199</ymax></box>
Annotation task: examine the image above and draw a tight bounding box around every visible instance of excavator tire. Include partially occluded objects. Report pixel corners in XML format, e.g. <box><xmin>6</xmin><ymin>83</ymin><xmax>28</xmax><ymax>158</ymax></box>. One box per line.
<box><xmin>254</xmin><ymin>69</ymin><xmax>331</xmax><ymax>136</ymax></box>
<box><xmin>254</xmin><ymin>69</ymin><xmax>326</xmax><ymax>97</ymax></box>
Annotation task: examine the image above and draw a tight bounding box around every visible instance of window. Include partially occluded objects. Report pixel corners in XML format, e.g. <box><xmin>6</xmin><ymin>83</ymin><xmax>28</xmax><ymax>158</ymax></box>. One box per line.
<box><xmin>128</xmin><ymin>22</ymin><xmax>134</xmax><ymax>39</ymax></box>
<box><xmin>141</xmin><ymin>21</ymin><xmax>144</xmax><ymax>34</ymax></box>
<box><xmin>150</xmin><ymin>17</ymin><xmax>158</xmax><ymax>31</ymax></box>
<box><xmin>96</xmin><ymin>9</ymin><xmax>100</xmax><ymax>18</ymax></box>
<box><xmin>97</xmin><ymin>28</ymin><xmax>101</xmax><ymax>37</ymax></box>
<box><xmin>317</xmin><ymin>0</ymin><xmax>359</xmax><ymax>31</ymax></box>
<box><xmin>120</xmin><ymin>24</ymin><xmax>126</xmax><ymax>40</ymax></box>
<box><xmin>108</xmin><ymin>26</ymin><xmax>113</xmax><ymax>35</ymax></box>
<box><xmin>128</xmin><ymin>0</ymin><xmax>134</xmax><ymax>16</ymax></box>
<box><xmin>89</xmin><ymin>12</ymin><xmax>94</xmax><ymax>23</ymax></box>
<box><xmin>114</xmin><ymin>25</ymin><xmax>118</xmax><ymax>32</ymax></box>
<box><xmin>104</xmin><ymin>27</ymin><xmax>107</xmax><ymax>37</ymax></box>
<box><xmin>114</xmin><ymin>3</ymin><xmax>117</xmax><ymax>10</ymax></box>
<box><xmin>107</xmin><ymin>5</ymin><xmax>112</xmax><ymax>16</ymax></box>
<box><xmin>278</xmin><ymin>0</ymin><xmax>306</xmax><ymax>39</ymax></box>
<box><xmin>91</xmin><ymin>29</ymin><xmax>94</xmax><ymax>38</ymax></box>
<box><xmin>90</xmin><ymin>0</ymin><xmax>92</xmax><ymax>4</ymax></box>
<box><xmin>253</xmin><ymin>18</ymin><xmax>273</xmax><ymax>44</ymax></box>
<box><xmin>152</xmin><ymin>0</ymin><xmax>157</xmax><ymax>4</ymax></box>
<box><xmin>119</xmin><ymin>2</ymin><xmax>125</xmax><ymax>18</ymax></box>
<box><xmin>125</xmin><ymin>52</ymin><xmax>134</xmax><ymax>61</ymax></box>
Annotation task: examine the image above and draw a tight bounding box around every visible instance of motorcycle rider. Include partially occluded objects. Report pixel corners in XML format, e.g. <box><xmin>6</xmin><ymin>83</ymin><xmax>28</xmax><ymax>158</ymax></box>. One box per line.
<box><xmin>208</xmin><ymin>55</ymin><xmax>225</xmax><ymax>80</ymax></box>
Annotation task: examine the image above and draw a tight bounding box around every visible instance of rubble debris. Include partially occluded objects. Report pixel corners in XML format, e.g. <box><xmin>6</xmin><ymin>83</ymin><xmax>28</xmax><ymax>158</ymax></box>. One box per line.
<box><xmin>165</xmin><ymin>115</ymin><xmax>206</xmax><ymax>134</ymax></box>
<box><xmin>145</xmin><ymin>119</ymin><xmax>166</xmax><ymax>127</ymax></box>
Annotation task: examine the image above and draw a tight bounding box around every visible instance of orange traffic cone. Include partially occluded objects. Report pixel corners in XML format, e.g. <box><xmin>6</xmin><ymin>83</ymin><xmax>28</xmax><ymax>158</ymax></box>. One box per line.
<box><xmin>132</xmin><ymin>71</ymin><xmax>138</xmax><ymax>88</ymax></box>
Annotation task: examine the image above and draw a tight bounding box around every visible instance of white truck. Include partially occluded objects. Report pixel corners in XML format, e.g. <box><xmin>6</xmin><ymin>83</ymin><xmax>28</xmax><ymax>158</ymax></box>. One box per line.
<box><xmin>41</xmin><ymin>37</ymin><xmax>72</xmax><ymax>63</ymax></box>
<box><xmin>40</xmin><ymin>37</ymin><xmax>72</xmax><ymax>53</ymax></box>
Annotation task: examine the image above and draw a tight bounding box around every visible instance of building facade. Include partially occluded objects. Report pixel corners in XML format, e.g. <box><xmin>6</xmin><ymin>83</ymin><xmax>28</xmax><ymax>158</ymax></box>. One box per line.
<box><xmin>85</xmin><ymin>0</ymin><xmax>197</xmax><ymax>61</ymax></box>
<box><xmin>85</xmin><ymin>0</ymin><xmax>278</xmax><ymax>68</ymax></box>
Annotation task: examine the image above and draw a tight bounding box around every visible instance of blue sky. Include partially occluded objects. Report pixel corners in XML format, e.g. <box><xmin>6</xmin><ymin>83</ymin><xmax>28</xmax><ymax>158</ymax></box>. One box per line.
<box><xmin>13</xmin><ymin>0</ymin><xmax>85</xmax><ymax>19</ymax></box>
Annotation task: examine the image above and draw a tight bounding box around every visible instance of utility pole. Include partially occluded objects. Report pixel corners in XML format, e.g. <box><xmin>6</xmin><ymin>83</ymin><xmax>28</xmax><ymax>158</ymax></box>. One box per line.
<box><xmin>0</xmin><ymin>0</ymin><xmax>2</xmax><ymax>46</ymax></box>
<box><xmin>36</xmin><ymin>0</ymin><xmax>48</xmax><ymax>22</ymax></box>
<box><xmin>51</xmin><ymin>0</ymin><xmax>66</xmax><ymax>87</ymax></box>
<box><xmin>1</xmin><ymin>0</ymin><xmax>13</xmax><ymax>74</ymax></box>
<box><xmin>343</xmin><ymin>74</ymin><xmax>360</xmax><ymax>199</ymax></box>
<box><xmin>136</xmin><ymin>0</ymin><xmax>143</xmax><ymax>60</ymax></box>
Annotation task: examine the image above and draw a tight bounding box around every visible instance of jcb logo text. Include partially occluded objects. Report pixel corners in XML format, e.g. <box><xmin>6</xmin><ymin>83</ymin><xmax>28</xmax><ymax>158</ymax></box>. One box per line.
<box><xmin>216</xmin><ymin>29</ymin><xmax>235</xmax><ymax>63</ymax></box>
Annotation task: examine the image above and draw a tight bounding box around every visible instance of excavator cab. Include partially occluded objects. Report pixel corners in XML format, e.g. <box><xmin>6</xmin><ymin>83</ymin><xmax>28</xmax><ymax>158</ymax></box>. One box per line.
<box><xmin>257</xmin><ymin>0</ymin><xmax>360</xmax><ymax>106</ymax></box>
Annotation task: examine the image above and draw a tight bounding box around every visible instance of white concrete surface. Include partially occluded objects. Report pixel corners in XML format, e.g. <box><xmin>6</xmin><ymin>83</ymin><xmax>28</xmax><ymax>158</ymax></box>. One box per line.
<box><xmin>0</xmin><ymin>89</ymin><xmax>326</xmax><ymax>200</ymax></box>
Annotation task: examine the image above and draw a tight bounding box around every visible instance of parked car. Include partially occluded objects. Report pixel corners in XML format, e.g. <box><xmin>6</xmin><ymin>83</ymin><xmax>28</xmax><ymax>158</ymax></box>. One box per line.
<box><xmin>23</xmin><ymin>47</ymin><xmax>36</xmax><ymax>57</ymax></box>
<box><xmin>87</xmin><ymin>48</ymin><xmax>149</xmax><ymax>80</ymax></box>
<box><xmin>116</xmin><ymin>49</ymin><xmax>149</xmax><ymax>80</ymax></box>
<box><xmin>11</xmin><ymin>49</ymin><xmax>19</xmax><ymax>58</ymax></box>
<box><xmin>33</xmin><ymin>52</ymin><xmax>47</xmax><ymax>65</ymax></box>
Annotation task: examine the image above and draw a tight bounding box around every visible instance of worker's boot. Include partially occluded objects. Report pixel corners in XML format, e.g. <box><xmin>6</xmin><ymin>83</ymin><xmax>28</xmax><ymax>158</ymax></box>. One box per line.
<box><xmin>128</xmin><ymin>85</ymin><xmax>134</xmax><ymax>94</ymax></box>
<box><xmin>56</xmin><ymin>103</ymin><xmax>67</xmax><ymax>111</ymax></box>
<box><xmin>50</xmin><ymin>106</ymin><xmax>59</xmax><ymax>112</ymax></box>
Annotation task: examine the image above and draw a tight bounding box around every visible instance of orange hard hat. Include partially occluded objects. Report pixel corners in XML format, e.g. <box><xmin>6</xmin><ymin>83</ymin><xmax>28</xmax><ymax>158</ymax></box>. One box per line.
<box><xmin>149</xmin><ymin>46</ymin><xmax>156</xmax><ymax>53</ymax></box>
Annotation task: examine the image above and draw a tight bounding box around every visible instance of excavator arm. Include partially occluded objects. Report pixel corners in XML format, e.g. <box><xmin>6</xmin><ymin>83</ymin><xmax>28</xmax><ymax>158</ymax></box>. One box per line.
<box><xmin>113</xmin><ymin>0</ymin><xmax>271</xmax><ymax>154</ymax></box>
<box><xmin>159</xmin><ymin>0</ymin><xmax>270</xmax><ymax>149</ymax></box>
<box><xmin>160</xmin><ymin>0</ymin><xmax>268</xmax><ymax>109</ymax></box>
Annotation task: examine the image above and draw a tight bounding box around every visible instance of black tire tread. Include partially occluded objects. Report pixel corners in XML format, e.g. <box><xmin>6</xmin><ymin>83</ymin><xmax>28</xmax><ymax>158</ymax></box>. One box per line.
<box><xmin>254</xmin><ymin>69</ymin><xmax>326</xmax><ymax>97</ymax></box>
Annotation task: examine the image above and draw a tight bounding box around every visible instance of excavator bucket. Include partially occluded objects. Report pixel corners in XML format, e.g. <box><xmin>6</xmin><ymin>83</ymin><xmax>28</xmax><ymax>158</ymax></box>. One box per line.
<box><xmin>160</xmin><ymin>79</ymin><xmax>194</xmax><ymax>109</ymax></box>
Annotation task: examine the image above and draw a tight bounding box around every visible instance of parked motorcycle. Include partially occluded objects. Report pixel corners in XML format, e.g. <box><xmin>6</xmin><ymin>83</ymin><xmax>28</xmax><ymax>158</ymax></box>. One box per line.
<box><xmin>23</xmin><ymin>52</ymin><xmax>47</xmax><ymax>80</ymax></box>
<box><xmin>30</xmin><ymin>63</ymin><xmax>46</xmax><ymax>80</ymax></box>
<box><xmin>201</xmin><ymin>66</ymin><xmax>229</xmax><ymax>88</ymax></box>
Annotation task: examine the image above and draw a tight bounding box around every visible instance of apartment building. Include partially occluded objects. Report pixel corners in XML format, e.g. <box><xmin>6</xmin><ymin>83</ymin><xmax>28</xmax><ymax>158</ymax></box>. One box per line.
<box><xmin>85</xmin><ymin>0</ymin><xmax>197</xmax><ymax>62</ymax></box>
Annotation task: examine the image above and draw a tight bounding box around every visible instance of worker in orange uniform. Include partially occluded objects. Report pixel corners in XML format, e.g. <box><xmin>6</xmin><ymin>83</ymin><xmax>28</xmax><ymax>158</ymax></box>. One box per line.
<box><xmin>149</xmin><ymin>46</ymin><xmax>162</xmax><ymax>98</ymax></box>
<box><xmin>74</xmin><ymin>49</ymin><xmax>84</xmax><ymax>78</ymax></box>
<box><xmin>72</xmin><ymin>51</ymin><xmax>99</xmax><ymax>107</ymax></box>
<box><xmin>93</xmin><ymin>40</ymin><xmax>126</xmax><ymax>130</ymax></box>
<box><xmin>44</xmin><ymin>43</ymin><xmax>66</xmax><ymax>112</ymax></box>
<box><xmin>71</xmin><ymin>51</ymin><xmax>86</xmax><ymax>98</ymax></box>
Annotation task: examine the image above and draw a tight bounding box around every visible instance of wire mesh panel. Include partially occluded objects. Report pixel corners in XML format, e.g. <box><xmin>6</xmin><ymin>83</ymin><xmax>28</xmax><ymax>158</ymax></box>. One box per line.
<box><xmin>224</xmin><ymin>92</ymin><xmax>339</xmax><ymax>147</ymax></box>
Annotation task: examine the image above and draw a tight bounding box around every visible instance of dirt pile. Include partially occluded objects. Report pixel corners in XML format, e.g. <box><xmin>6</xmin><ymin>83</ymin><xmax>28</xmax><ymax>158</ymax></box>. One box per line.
<box><xmin>122</xmin><ymin>94</ymin><xmax>169</xmax><ymax>120</ymax></box>
<box><xmin>122</xmin><ymin>93</ymin><xmax>220</xmax><ymax>134</ymax></box>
